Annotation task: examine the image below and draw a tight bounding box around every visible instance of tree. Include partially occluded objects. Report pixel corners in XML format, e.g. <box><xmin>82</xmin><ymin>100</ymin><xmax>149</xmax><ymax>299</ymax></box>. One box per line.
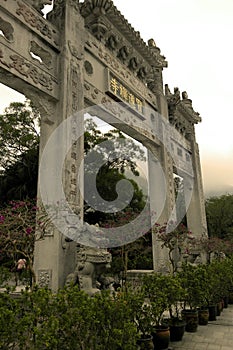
<box><xmin>0</xmin><ymin>146</ymin><xmax>38</xmax><ymax>203</ymax></box>
<box><xmin>84</xmin><ymin>118</ymin><xmax>145</xmax><ymax>176</ymax></box>
<box><xmin>0</xmin><ymin>100</ymin><xmax>40</xmax><ymax>203</ymax></box>
<box><xmin>155</xmin><ymin>222</ymin><xmax>194</xmax><ymax>274</ymax></box>
<box><xmin>84</xmin><ymin>118</ymin><xmax>146</xmax><ymax>224</ymax></box>
<box><xmin>84</xmin><ymin>119</ymin><xmax>150</xmax><ymax>281</ymax></box>
<box><xmin>0</xmin><ymin>106</ymin><xmax>146</xmax><ymax>216</ymax></box>
<box><xmin>205</xmin><ymin>194</ymin><xmax>233</xmax><ymax>239</ymax></box>
<box><xmin>0</xmin><ymin>100</ymin><xmax>40</xmax><ymax>170</ymax></box>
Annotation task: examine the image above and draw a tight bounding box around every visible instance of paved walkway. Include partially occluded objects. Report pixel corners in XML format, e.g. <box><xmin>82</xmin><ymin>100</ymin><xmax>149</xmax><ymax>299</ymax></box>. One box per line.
<box><xmin>170</xmin><ymin>304</ymin><xmax>233</xmax><ymax>350</ymax></box>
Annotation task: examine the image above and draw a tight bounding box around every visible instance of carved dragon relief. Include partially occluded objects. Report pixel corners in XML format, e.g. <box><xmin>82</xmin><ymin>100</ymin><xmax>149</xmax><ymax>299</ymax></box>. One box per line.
<box><xmin>0</xmin><ymin>16</ymin><xmax>14</xmax><ymax>42</ymax></box>
<box><xmin>26</xmin><ymin>0</ymin><xmax>52</xmax><ymax>13</ymax></box>
<box><xmin>16</xmin><ymin>2</ymin><xmax>51</xmax><ymax>36</ymax></box>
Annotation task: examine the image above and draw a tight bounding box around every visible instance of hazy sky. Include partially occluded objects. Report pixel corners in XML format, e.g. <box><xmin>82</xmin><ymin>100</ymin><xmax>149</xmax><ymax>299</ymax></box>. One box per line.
<box><xmin>0</xmin><ymin>0</ymin><xmax>232</xmax><ymax>197</ymax></box>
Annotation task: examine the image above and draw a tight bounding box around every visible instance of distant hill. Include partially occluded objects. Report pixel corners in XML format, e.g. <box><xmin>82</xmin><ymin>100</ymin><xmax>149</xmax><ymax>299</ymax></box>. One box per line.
<box><xmin>204</xmin><ymin>185</ymin><xmax>233</xmax><ymax>199</ymax></box>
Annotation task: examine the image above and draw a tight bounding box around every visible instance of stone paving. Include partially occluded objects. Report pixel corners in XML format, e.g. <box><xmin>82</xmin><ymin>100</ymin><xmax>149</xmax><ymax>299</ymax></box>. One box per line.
<box><xmin>170</xmin><ymin>304</ymin><xmax>233</xmax><ymax>350</ymax></box>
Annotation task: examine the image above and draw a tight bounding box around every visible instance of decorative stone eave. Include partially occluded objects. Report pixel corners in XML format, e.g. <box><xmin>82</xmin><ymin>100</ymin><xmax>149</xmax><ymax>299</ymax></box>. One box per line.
<box><xmin>165</xmin><ymin>84</ymin><xmax>201</xmax><ymax>125</ymax></box>
<box><xmin>80</xmin><ymin>0</ymin><xmax>167</xmax><ymax>69</ymax></box>
<box><xmin>177</xmin><ymin>100</ymin><xmax>202</xmax><ymax>125</ymax></box>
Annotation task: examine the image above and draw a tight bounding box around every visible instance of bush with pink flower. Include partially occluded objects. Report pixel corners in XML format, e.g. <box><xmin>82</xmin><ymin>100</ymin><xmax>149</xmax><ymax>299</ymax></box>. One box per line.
<box><xmin>0</xmin><ymin>199</ymin><xmax>42</xmax><ymax>287</ymax></box>
<box><xmin>155</xmin><ymin>222</ymin><xmax>195</xmax><ymax>274</ymax></box>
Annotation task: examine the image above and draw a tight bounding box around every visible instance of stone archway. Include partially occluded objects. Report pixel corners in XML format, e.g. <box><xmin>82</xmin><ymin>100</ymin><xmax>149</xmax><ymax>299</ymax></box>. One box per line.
<box><xmin>0</xmin><ymin>0</ymin><xmax>207</xmax><ymax>290</ymax></box>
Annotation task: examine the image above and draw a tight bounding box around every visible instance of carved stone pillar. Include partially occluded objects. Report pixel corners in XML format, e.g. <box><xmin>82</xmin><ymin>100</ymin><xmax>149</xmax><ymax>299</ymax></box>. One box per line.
<box><xmin>147</xmin><ymin>141</ymin><xmax>176</xmax><ymax>273</ymax></box>
<box><xmin>184</xmin><ymin>138</ymin><xmax>208</xmax><ymax>239</ymax></box>
<box><xmin>33</xmin><ymin>1</ymin><xmax>86</xmax><ymax>291</ymax></box>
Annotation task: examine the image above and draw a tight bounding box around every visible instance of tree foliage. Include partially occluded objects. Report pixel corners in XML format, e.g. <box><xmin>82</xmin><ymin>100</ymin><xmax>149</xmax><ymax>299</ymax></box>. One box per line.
<box><xmin>0</xmin><ymin>146</ymin><xmax>38</xmax><ymax>203</ymax></box>
<box><xmin>205</xmin><ymin>194</ymin><xmax>233</xmax><ymax>239</ymax></box>
<box><xmin>84</xmin><ymin>118</ymin><xmax>145</xmax><ymax>176</ymax></box>
<box><xmin>0</xmin><ymin>287</ymin><xmax>139</xmax><ymax>349</ymax></box>
<box><xmin>0</xmin><ymin>100</ymin><xmax>40</xmax><ymax>170</ymax></box>
<box><xmin>0</xmin><ymin>101</ymin><xmax>40</xmax><ymax>203</ymax></box>
<box><xmin>84</xmin><ymin>118</ymin><xmax>146</xmax><ymax>224</ymax></box>
<box><xmin>0</xmin><ymin>105</ymin><xmax>146</xmax><ymax>217</ymax></box>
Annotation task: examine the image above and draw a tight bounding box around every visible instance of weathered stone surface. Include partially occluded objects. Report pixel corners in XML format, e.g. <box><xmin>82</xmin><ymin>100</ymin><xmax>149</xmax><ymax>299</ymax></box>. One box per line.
<box><xmin>66</xmin><ymin>245</ymin><xmax>112</xmax><ymax>295</ymax></box>
<box><xmin>0</xmin><ymin>0</ymin><xmax>207</xmax><ymax>291</ymax></box>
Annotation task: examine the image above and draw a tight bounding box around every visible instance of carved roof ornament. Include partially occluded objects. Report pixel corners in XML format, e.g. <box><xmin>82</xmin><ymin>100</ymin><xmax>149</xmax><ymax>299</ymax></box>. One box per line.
<box><xmin>26</xmin><ymin>0</ymin><xmax>52</xmax><ymax>13</ymax></box>
<box><xmin>80</xmin><ymin>0</ymin><xmax>114</xmax><ymax>16</ymax></box>
<box><xmin>147</xmin><ymin>38</ymin><xmax>167</xmax><ymax>68</ymax></box>
<box><xmin>80</xmin><ymin>0</ymin><xmax>113</xmax><ymax>40</ymax></box>
<box><xmin>48</xmin><ymin>0</ymin><xmax>81</xmax><ymax>25</ymax></box>
<box><xmin>165</xmin><ymin>84</ymin><xmax>201</xmax><ymax>125</ymax></box>
<box><xmin>182</xmin><ymin>91</ymin><xmax>189</xmax><ymax>100</ymax></box>
<box><xmin>117</xmin><ymin>45</ymin><xmax>132</xmax><ymax>63</ymax></box>
<box><xmin>148</xmin><ymin>38</ymin><xmax>156</xmax><ymax>48</ymax></box>
<box><xmin>80</xmin><ymin>1</ymin><xmax>167</xmax><ymax>69</ymax></box>
<box><xmin>106</xmin><ymin>34</ymin><xmax>119</xmax><ymax>51</ymax></box>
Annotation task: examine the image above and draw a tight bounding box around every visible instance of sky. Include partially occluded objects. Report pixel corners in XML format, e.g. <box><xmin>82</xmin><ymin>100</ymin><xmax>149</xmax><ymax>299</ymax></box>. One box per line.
<box><xmin>0</xmin><ymin>0</ymin><xmax>233</xmax><ymax>197</ymax></box>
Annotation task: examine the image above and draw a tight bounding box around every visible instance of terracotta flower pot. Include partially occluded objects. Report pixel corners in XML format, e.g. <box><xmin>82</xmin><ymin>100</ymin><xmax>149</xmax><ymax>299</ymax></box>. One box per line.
<box><xmin>169</xmin><ymin>319</ymin><xmax>186</xmax><ymax>342</ymax></box>
<box><xmin>181</xmin><ymin>309</ymin><xmax>198</xmax><ymax>332</ymax></box>
<box><xmin>137</xmin><ymin>335</ymin><xmax>154</xmax><ymax>350</ymax></box>
<box><xmin>198</xmin><ymin>308</ymin><xmax>209</xmax><ymax>325</ymax></box>
<box><xmin>208</xmin><ymin>305</ymin><xmax>217</xmax><ymax>321</ymax></box>
<box><xmin>228</xmin><ymin>288</ymin><xmax>233</xmax><ymax>304</ymax></box>
<box><xmin>223</xmin><ymin>296</ymin><xmax>229</xmax><ymax>308</ymax></box>
<box><xmin>216</xmin><ymin>300</ymin><xmax>223</xmax><ymax>316</ymax></box>
<box><xmin>152</xmin><ymin>325</ymin><xmax>170</xmax><ymax>350</ymax></box>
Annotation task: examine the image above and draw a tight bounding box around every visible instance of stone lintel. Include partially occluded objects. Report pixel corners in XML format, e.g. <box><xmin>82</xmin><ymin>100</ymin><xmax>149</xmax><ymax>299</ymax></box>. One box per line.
<box><xmin>0</xmin><ymin>0</ymin><xmax>60</xmax><ymax>51</ymax></box>
<box><xmin>0</xmin><ymin>43</ymin><xmax>59</xmax><ymax>99</ymax></box>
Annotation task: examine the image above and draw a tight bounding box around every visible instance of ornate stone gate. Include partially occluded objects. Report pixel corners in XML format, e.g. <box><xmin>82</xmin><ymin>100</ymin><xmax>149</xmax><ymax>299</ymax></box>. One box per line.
<box><xmin>0</xmin><ymin>0</ymin><xmax>208</xmax><ymax>290</ymax></box>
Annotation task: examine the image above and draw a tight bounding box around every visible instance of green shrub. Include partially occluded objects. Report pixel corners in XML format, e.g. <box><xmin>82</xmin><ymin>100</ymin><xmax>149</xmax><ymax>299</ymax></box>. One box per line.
<box><xmin>0</xmin><ymin>286</ymin><xmax>138</xmax><ymax>349</ymax></box>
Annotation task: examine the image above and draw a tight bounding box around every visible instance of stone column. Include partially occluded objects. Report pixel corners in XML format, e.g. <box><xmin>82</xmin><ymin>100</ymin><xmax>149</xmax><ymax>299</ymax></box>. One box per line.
<box><xmin>33</xmin><ymin>1</ymin><xmax>86</xmax><ymax>291</ymax></box>
<box><xmin>147</xmin><ymin>105</ymin><xmax>177</xmax><ymax>273</ymax></box>
<box><xmin>184</xmin><ymin>137</ymin><xmax>208</xmax><ymax>239</ymax></box>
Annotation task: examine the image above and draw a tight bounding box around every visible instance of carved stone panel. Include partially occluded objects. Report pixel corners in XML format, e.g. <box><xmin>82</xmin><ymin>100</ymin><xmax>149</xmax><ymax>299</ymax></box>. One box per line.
<box><xmin>0</xmin><ymin>1</ymin><xmax>60</xmax><ymax>49</ymax></box>
<box><xmin>38</xmin><ymin>269</ymin><xmax>52</xmax><ymax>288</ymax></box>
<box><xmin>0</xmin><ymin>44</ymin><xmax>58</xmax><ymax>98</ymax></box>
<box><xmin>85</xmin><ymin>37</ymin><xmax>157</xmax><ymax>109</ymax></box>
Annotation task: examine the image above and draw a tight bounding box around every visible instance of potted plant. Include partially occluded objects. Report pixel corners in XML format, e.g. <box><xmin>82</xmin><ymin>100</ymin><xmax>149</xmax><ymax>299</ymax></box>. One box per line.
<box><xmin>177</xmin><ymin>263</ymin><xmax>204</xmax><ymax>332</ymax></box>
<box><xmin>153</xmin><ymin>224</ymin><xmax>192</xmax><ymax>340</ymax></box>
<box><xmin>164</xmin><ymin>274</ymin><xmax>187</xmax><ymax>341</ymax></box>
<box><xmin>204</xmin><ymin>258</ymin><xmax>233</xmax><ymax>318</ymax></box>
<box><xmin>126</xmin><ymin>288</ymin><xmax>154</xmax><ymax>349</ymax></box>
<box><xmin>190</xmin><ymin>264</ymin><xmax>210</xmax><ymax>325</ymax></box>
<box><xmin>143</xmin><ymin>273</ymin><xmax>172</xmax><ymax>350</ymax></box>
